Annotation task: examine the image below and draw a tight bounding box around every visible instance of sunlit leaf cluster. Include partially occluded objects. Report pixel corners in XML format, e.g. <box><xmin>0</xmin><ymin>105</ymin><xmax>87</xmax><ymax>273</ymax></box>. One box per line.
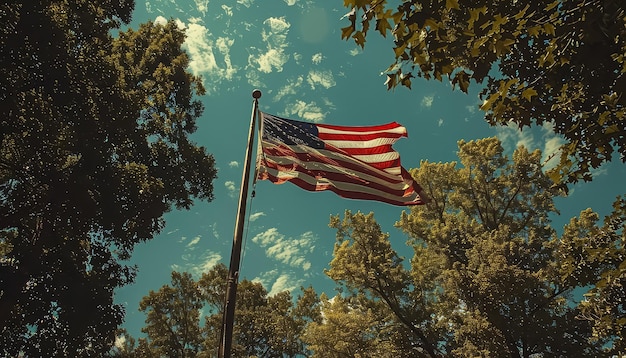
<box><xmin>113</xmin><ymin>265</ymin><xmax>321</xmax><ymax>358</ymax></box>
<box><xmin>341</xmin><ymin>0</ymin><xmax>626</xmax><ymax>186</ymax></box>
<box><xmin>309</xmin><ymin>137</ymin><xmax>625</xmax><ymax>357</ymax></box>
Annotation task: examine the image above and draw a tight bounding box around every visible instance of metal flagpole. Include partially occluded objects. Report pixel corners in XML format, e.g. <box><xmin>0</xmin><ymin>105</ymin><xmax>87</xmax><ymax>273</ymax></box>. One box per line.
<box><xmin>218</xmin><ymin>89</ymin><xmax>262</xmax><ymax>358</ymax></box>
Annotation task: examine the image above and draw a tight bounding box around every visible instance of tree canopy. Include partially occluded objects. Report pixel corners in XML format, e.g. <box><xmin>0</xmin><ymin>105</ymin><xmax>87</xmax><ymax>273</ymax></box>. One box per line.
<box><xmin>0</xmin><ymin>1</ymin><xmax>217</xmax><ymax>356</ymax></box>
<box><xmin>119</xmin><ymin>138</ymin><xmax>624</xmax><ymax>357</ymax></box>
<box><xmin>113</xmin><ymin>265</ymin><xmax>321</xmax><ymax>357</ymax></box>
<box><xmin>304</xmin><ymin>137</ymin><xmax>625</xmax><ymax>357</ymax></box>
<box><xmin>340</xmin><ymin>0</ymin><xmax>626</xmax><ymax>187</ymax></box>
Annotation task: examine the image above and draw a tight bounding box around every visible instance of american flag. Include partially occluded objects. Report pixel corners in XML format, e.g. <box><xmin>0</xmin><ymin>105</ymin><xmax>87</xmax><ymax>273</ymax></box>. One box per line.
<box><xmin>256</xmin><ymin>112</ymin><xmax>427</xmax><ymax>206</ymax></box>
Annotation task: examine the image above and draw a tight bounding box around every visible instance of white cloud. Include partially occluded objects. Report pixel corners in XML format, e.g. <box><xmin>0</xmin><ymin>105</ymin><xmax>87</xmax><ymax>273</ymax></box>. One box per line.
<box><xmin>293</xmin><ymin>52</ymin><xmax>303</xmax><ymax>65</ymax></box>
<box><xmin>193</xmin><ymin>0</ymin><xmax>208</xmax><ymax>15</ymax></box>
<box><xmin>284</xmin><ymin>100</ymin><xmax>326</xmax><ymax>122</ymax></box>
<box><xmin>181</xmin><ymin>22</ymin><xmax>237</xmax><ymax>93</ymax></box>
<box><xmin>542</xmin><ymin>136</ymin><xmax>564</xmax><ymax>170</ymax></box>
<box><xmin>114</xmin><ymin>335</ymin><xmax>127</xmax><ymax>350</ymax></box>
<box><xmin>248</xmin><ymin>17</ymin><xmax>290</xmax><ymax>74</ymax></box>
<box><xmin>269</xmin><ymin>273</ymin><xmax>302</xmax><ymax>295</ymax></box>
<box><xmin>190</xmin><ymin>251</ymin><xmax>223</xmax><ymax>277</ymax></box>
<box><xmin>154</xmin><ymin>15</ymin><xmax>167</xmax><ymax>26</ymax></box>
<box><xmin>283</xmin><ymin>0</ymin><xmax>297</xmax><ymax>5</ymax></box>
<box><xmin>254</xmin><ymin>48</ymin><xmax>289</xmax><ymax>73</ymax></box>
<box><xmin>252</xmin><ymin>228</ymin><xmax>316</xmax><ymax>270</ymax></box>
<box><xmin>422</xmin><ymin>95</ymin><xmax>434</xmax><ymax>108</ymax></box>
<box><xmin>307</xmin><ymin>69</ymin><xmax>336</xmax><ymax>90</ymax></box>
<box><xmin>495</xmin><ymin>123</ymin><xmax>534</xmax><ymax>152</ymax></box>
<box><xmin>221</xmin><ymin>5</ymin><xmax>233</xmax><ymax>17</ymax></box>
<box><xmin>225</xmin><ymin>181</ymin><xmax>237</xmax><ymax>197</ymax></box>
<box><xmin>438</xmin><ymin>118</ymin><xmax>444</xmax><ymax>127</ymax></box>
<box><xmin>349</xmin><ymin>47</ymin><xmax>361</xmax><ymax>56</ymax></box>
<box><xmin>211</xmin><ymin>222</ymin><xmax>220</xmax><ymax>240</ymax></box>
<box><xmin>172</xmin><ymin>250</ymin><xmax>222</xmax><ymax>278</ymax></box>
<box><xmin>237</xmin><ymin>0</ymin><xmax>254</xmax><ymax>7</ymax></box>
<box><xmin>249</xmin><ymin>212</ymin><xmax>266</xmax><ymax>222</ymax></box>
<box><xmin>252</xmin><ymin>269</ymin><xmax>278</xmax><ymax>289</ymax></box>
<box><xmin>495</xmin><ymin>122</ymin><xmax>573</xmax><ymax>173</ymax></box>
<box><xmin>174</xmin><ymin>18</ymin><xmax>186</xmax><ymax>29</ymax></box>
<box><xmin>187</xmin><ymin>236</ymin><xmax>201</xmax><ymax>249</ymax></box>
<box><xmin>273</xmin><ymin>76</ymin><xmax>304</xmax><ymax>102</ymax></box>
<box><xmin>312</xmin><ymin>53</ymin><xmax>324</xmax><ymax>64</ymax></box>
<box><xmin>229</xmin><ymin>161</ymin><xmax>239</xmax><ymax>168</ymax></box>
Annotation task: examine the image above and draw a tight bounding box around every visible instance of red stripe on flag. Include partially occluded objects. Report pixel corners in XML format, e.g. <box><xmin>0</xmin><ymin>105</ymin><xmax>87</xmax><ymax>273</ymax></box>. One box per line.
<box><xmin>256</xmin><ymin>112</ymin><xmax>427</xmax><ymax>206</ymax></box>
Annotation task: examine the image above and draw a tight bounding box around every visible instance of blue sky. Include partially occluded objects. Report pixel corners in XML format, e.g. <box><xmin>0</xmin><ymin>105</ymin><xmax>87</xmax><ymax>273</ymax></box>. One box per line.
<box><xmin>115</xmin><ymin>0</ymin><xmax>626</xmax><ymax>338</ymax></box>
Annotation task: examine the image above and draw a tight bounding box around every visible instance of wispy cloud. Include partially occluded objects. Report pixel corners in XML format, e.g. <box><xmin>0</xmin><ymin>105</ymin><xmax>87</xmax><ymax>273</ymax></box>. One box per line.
<box><xmin>253</xmin><ymin>271</ymin><xmax>303</xmax><ymax>296</ymax></box>
<box><xmin>237</xmin><ymin>0</ymin><xmax>255</xmax><ymax>7</ymax></box>
<box><xmin>225</xmin><ymin>181</ymin><xmax>238</xmax><ymax>197</ymax></box>
<box><xmin>422</xmin><ymin>95</ymin><xmax>434</xmax><ymax>108</ymax></box>
<box><xmin>283</xmin><ymin>100</ymin><xmax>326</xmax><ymax>122</ymax></box>
<box><xmin>269</xmin><ymin>273</ymin><xmax>302</xmax><ymax>295</ymax></box>
<box><xmin>273</xmin><ymin>76</ymin><xmax>304</xmax><ymax>102</ymax></box>
<box><xmin>307</xmin><ymin>69</ymin><xmax>336</xmax><ymax>90</ymax></box>
<box><xmin>193</xmin><ymin>0</ymin><xmax>208</xmax><ymax>15</ymax></box>
<box><xmin>248</xmin><ymin>17</ymin><xmax>290</xmax><ymax>74</ymax></box>
<box><xmin>229</xmin><ymin>161</ymin><xmax>239</xmax><ymax>168</ymax></box>
<box><xmin>495</xmin><ymin>122</ymin><xmax>576</xmax><ymax>174</ymax></box>
<box><xmin>249</xmin><ymin>212</ymin><xmax>266</xmax><ymax>222</ymax></box>
<box><xmin>312</xmin><ymin>53</ymin><xmax>324</xmax><ymax>64</ymax></box>
<box><xmin>187</xmin><ymin>236</ymin><xmax>201</xmax><ymax>249</ymax></box>
<box><xmin>172</xmin><ymin>250</ymin><xmax>223</xmax><ymax>278</ymax></box>
<box><xmin>495</xmin><ymin>123</ymin><xmax>534</xmax><ymax>152</ymax></box>
<box><xmin>177</xmin><ymin>19</ymin><xmax>237</xmax><ymax>93</ymax></box>
<box><xmin>252</xmin><ymin>228</ymin><xmax>316</xmax><ymax>271</ymax></box>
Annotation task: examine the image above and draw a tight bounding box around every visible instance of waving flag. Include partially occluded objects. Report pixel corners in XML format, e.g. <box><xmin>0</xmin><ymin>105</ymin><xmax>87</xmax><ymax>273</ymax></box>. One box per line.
<box><xmin>256</xmin><ymin>112</ymin><xmax>427</xmax><ymax>206</ymax></box>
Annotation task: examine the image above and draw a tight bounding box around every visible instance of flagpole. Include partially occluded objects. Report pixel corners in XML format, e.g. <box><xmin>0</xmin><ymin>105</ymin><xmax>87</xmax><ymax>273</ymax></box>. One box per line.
<box><xmin>219</xmin><ymin>89</ymin><xmax>261</xmax><ymax>358</ymax></box>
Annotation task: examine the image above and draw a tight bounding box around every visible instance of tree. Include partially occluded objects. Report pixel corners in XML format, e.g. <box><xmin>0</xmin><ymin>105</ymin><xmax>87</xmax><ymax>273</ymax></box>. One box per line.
<box><xmin>340</xmin><ymin>0</ymin><xmax>626</xmax><ymax>187</ymax></box>
<box><xmin>139</xmin><ymin>272</ymin><xmax>205</xmax><ymax>357</ymax></box>
<box><xmin>303</xmin><ymin>293</ymin><xmax>410</xmax><ymax>358</ymax></box>
<box><xmin>317</xmin><ymin>137</ymin><xmax>623</xmax><ymax>357</ymax></box>
<box><xmin>120</xmin><ymin>265</ymin><xmax>321</xmax><ymax>357</ymax></box>
<box><xmin>0</xmin><ymin>1</ymin><xmax>217</xmax><ymax>356</ymax></box>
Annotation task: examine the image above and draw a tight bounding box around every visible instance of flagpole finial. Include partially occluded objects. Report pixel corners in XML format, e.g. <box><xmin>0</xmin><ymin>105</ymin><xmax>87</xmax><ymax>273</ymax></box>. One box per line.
<box><xmin>252</xmin><ymin>89</ymin><xmax>262</xmax><ymax>99</ymax></box>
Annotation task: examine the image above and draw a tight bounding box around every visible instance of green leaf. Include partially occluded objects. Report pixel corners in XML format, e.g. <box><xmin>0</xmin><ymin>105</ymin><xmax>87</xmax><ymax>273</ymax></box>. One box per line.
<box><xmin>341</xmin><ymin>25</ymin><xmax>355</xmax><ymax>40</ymax></box>
<box><xmin>522</xmin><ymin>87</ymin><xmax>537</xmax><ymax>101</ymax></box>
<box><xmin>446</xmin><ymin>0</ymin><xmax>460</xmax><ymax>11</ymax></box>
<box><xmin>353</xmin><ymin>31</ymin><xmax>366</xmax><ymax>48</ymax></box>
<box><xmin>376</xmin><ymin>18</ymin><xmax>392</xmax><ymax>37</ymax></box>
<box><xmin>543</xmin><ymin>23</ymin><xmax>556</xmax><ymax>36</ymax></box>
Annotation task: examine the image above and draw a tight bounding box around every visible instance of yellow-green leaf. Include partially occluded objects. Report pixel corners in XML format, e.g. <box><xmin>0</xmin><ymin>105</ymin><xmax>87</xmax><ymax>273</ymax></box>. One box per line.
<box><xmin>522</xmin><ymin>87</ymin><xmax>538</xmax><ymax>101</ymax></box>
<box><xmin>446</xmin><ymin>0</ymin><xmax>460</xmax><ymax>11</ymax></box>
<box><xmin>424</xmin><ymin>18</ymin><xmax>440</xmax><ymax>29</ymax></box>
<box><xmin>493</xmin><ymin>14</ymin><xmax>508</xmax><ymax>31</ymax></box>
<box><xmin>606</xmin><ymin>124</ymin><xmax>620</xmax><ymax>134</ymax></box>
<box><xmin>376</xmin><ymin>18</ymin><xmax>392</xmax><ymax>37</ymax></box>
<box><xmin>528</xmin><ymin>25</ymin><xmax>542</xmax><ymax>37</ymax></box>
<box><xmin>543</xmin><ymin>23</ymin><xmax>556</xmax><ymax>36</ymax></box>
<box><xmin>480</xmin><ymin>92</ymin><xmax>500</xmax><ymax>111</ymax></box>
<box><xmin>341</xmin><ymin>25</ymin><xmax>354</xmax><ymax>40</ymax></box>
<box><xmin>545</xmin><ymin>0</ymin><xmax>559</xmax><ymax>11</ymax></box>
<box><xmin>514</xmin><ymin>4</ymin><xmax>530</xmax><ymax>20</ymax></box>
<box><xmin>353</xmin><ymin>31</ymin><xmax>366</xmax><ymax>48</ymax></box>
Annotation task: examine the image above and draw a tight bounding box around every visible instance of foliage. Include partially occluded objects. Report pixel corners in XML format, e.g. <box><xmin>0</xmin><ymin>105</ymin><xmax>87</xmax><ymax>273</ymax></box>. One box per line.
<box><xmin>312</xmin><ymin>137</ymin><xmax>625</xmax><ymax>357</ymax></box>
<box><xmin>340</xmin><ymin>0</ymin><xmax>626</xmax><ymax>186</ymax></box>
<box><xmin>0</xmin><ymin>1</ymin><xmax>217</xmax><ymax>356</ymax></box>
<box><xmin>116</xmin><ymin>264</ymin><xmax>321</xmax><ymax>357</ymax></box>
